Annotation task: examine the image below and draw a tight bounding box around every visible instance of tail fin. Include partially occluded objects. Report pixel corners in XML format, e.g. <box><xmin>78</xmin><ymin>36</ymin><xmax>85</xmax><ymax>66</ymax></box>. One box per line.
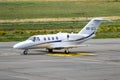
<box><xmin>78</xmin><ymin>18</ymin><xmax>104</xmax><ymax>34</ymax></box>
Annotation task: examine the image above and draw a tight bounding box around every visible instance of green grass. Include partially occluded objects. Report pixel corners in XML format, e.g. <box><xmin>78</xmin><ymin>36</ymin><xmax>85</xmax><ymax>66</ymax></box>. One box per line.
<box><xmin>0</xmin><ymin>20</ymin><xmax>120</xmax><ymax>42</ymax></box>
<box><xmin>96</xmin><ymin>32</ymin><xmax>120</xmax><ymax>38</ymax></box>
<box><xmin>0</xmin><ymin>1</ymin><xmax>120</xmax><ymax>41</ymax></box>
<box><xmin>0</xmin><ymin>1</ymin><xmax>120</xmax><ymax>19</ymax></box>
<box><xmin>0</xmin><ymin>21</ymin><xmax>85</xmax><ymax>30</ymax></box>
<box><xmin>0</xmin><ymin>20</ymin><xmax>120</xmax><ymax>30</ymax></box>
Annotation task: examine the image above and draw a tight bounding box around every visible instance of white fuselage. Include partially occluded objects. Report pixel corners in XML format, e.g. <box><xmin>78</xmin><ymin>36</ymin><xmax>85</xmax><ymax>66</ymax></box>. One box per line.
<box><xmin>13</xmin><ymin>32</ymin><xmax>95</xmax><ymax>49</ymax></box>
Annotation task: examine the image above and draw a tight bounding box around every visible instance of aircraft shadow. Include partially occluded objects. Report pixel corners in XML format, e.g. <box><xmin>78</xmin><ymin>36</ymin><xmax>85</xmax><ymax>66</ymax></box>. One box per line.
<box><xmin>28</xmin><ymin>49</ymin><xmax>95</xmax><ymax>55</ymax></box>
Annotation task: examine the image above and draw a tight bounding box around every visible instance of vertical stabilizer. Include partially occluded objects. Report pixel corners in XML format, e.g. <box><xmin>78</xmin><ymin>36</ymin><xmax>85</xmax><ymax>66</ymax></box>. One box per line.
<box><xmin>78</xmin><ymin>18</ymin><xmax>104</xmax><ymax>35</ymax></box>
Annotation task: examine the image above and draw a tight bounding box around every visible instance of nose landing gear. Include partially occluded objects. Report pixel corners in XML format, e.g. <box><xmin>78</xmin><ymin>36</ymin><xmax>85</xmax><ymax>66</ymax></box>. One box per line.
<box><xmin>23</xmin><ymin>49</ymin><xmax>28</xmax><ymax>55</ymax></box>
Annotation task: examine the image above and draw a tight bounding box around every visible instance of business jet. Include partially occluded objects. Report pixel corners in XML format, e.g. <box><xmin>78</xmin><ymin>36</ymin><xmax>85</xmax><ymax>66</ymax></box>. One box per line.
<box><xmin>13</xmin><ymin>18</ymin><xmax>108</xmax><ymax>55</ymax></box>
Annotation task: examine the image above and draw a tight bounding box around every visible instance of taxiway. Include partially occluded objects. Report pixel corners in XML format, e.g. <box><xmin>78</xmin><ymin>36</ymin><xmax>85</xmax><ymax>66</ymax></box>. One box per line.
<box><xmin>0</xmin><ymin>39</ymin><xmax>120</xmax><ymax>80</ymax></box>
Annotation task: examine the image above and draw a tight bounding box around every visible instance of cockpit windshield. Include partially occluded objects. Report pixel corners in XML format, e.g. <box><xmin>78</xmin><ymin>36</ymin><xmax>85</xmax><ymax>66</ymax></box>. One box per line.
<box><xmin>27</xmin><ymin>36</ymin><xmax>40</xmax><ymax>42</ymax></box>
<box><xmin>27</xmin><ymin>36</ymin><xmax>36</xmax><ymax>42</ymax></box>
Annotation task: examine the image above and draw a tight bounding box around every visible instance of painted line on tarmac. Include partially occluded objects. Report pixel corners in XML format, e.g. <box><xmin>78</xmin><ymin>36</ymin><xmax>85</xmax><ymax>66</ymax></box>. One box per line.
<box><xmin>0</xmin><ymin>53</ymin><xmax>20</xmax><ymax>56</ymax></box>
<box><xmin>73</xmin><ymin>58</ymin><xmax>120</xmax><ymax>65</ymax></box>
<box><xmin>46</xmin><ymin>53</ymin><xmax>96</xmax><ymax>57</ymax></box>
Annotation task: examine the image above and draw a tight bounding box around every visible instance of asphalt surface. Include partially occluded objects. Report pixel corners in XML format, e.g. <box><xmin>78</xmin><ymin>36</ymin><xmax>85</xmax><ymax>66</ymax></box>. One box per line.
<box><xmin>0</xmin><ymin>39</ymin><xmax>120</xmax><ymax>80</ymax></box>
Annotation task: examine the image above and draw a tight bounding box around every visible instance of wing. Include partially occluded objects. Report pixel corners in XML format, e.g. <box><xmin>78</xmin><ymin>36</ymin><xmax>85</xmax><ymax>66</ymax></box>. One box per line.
<box><xmin>50</xmin><ymin>44</ymin><xmax>88</xmax><ymax>49</ymax></box>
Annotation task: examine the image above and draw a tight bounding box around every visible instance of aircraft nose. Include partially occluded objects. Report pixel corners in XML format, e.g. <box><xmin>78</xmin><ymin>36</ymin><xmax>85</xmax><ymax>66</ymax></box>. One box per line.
<box><xmin>13</xmin><ymin>40</ymin><xmax>33</xmax><ymax>49</ymax></box>
<box><xmin>13</xmin><ymin>44</ymin><xmax>17</xmax><ymax>49</ymax></box>
<box><xmin>13</xmin><ymin>41</ymin><xmax>26</xmax><ymax>49</ymax></box>
<box><xmin>13</xmin><ymin>43</ymin><xmax>22</xmax><ymax>49</ymax></box>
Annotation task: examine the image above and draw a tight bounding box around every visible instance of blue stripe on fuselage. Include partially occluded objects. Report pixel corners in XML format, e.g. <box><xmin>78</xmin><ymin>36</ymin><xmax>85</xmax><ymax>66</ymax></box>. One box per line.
<box><xmin>45</xmin><ymin>40</ymin><xmax>62</xmax><ymax>44</ymax></box>
<box><xmin>75</xmin><ymin>32</ymin><xmax>95</xmax><ymax>41</ymax></box>
<box><xmin>67</xmin><ymin>32</ymin><xmax>95</xmax><ymax>42</ymax></box>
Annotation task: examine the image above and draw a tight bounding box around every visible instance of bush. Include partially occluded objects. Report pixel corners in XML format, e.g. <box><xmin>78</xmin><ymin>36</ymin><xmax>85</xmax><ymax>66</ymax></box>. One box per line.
<box><xmin>0</xmin><ymin>31</ymin><xmax>7</xmax><ymax>36</ymax></box>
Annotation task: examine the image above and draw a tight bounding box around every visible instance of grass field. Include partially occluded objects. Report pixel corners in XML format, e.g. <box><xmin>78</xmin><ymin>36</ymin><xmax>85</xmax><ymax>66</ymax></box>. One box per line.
<box><xmin>0</xmin><ymin>1</ymin><xmax>120</xmax><ymax>41</ymax></box>
<box><xmin>0</xmin><ymin>21</ymin><xmax>120</xmax><ymax>41</ymax></box>
<box><xmin>0</xmin><ymin>1</ymin><xmax>120</xmax><ymax>19</ymax></box>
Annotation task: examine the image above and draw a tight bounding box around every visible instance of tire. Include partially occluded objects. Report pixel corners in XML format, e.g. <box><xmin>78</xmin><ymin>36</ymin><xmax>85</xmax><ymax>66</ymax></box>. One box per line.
<box><xmin>48</xmin><ymin>49</ymin><xmax>53</xmax><ymax>53</ymax></box>
<box><xmin>23</xmin><ymin>50</ymin><xmax>28</xmax><ymax>55</ymax></box>
<box><xmin>65</xmin><ymin>50</ymin><xmax>69</xmax><ymax>54</ymax></box>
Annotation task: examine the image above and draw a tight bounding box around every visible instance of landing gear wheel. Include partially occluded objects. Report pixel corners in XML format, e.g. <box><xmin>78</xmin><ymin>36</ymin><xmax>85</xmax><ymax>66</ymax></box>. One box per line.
<box><xmin>65</xmin><ymin>50</ymin><xmax>69</xmax><ymax>54</ymax></box>
<box><xmin>48</xmin><ymin>49</ymin><xmax>53</xmax><ymax>53</ymax></box>
<box><xmin>23</xmin><ymin>49</ymin><xmax>28</xmax><ymax>55</ymax></box>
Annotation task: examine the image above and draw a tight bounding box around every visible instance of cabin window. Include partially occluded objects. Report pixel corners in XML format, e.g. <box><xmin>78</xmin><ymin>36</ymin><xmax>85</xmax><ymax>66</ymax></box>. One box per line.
<box><xmin>52</xmin><ymin>37</ymin><xmax>54</xmax><ymax>40</ymax></box>
<box><xmin>67</xmin><ymin>35</ymin><xmax>69</xmax><ymax>39</ymax></box>
<box><xmin>44</xmin><ymin>37</ymin><xmax>46</xmax><ymax>41</ymax></box>
<box><xmin>48</xmin><ymin>37</ymin><xmax>50</xmax><ymax>40</ymax></box>
<box><xmin>56</xmin><ymin>36</ymin><xmax>58</xmax><ymax>40</ymax></box>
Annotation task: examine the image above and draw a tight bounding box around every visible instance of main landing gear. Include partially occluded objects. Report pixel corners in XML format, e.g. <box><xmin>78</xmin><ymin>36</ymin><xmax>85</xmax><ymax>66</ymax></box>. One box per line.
<box><xmin>65</xmin><ymin>49</ymin><xmax>69</xmax><ymax>54</ymax></box>
<box><xmin>47</xmin><ymin>49</ymin><xmax>69</xmax><ymax>54</ymax></box>
<box><xmin>48</xmin><ymin>49</ymin><xmax>53</xmax><ymax>53</ymax></box>
<box><xmin>23</xmin><ymin>49</ymin><xmax>28</xmax><ymax>55</ymax></box>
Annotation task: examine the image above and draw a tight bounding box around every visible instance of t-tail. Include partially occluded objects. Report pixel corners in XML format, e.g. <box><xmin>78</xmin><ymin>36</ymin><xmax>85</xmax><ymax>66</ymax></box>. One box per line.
<box><xmin>78</xmin><ymin>18</ymin><xmax>105</xmax><ymax>36</ymax></box>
